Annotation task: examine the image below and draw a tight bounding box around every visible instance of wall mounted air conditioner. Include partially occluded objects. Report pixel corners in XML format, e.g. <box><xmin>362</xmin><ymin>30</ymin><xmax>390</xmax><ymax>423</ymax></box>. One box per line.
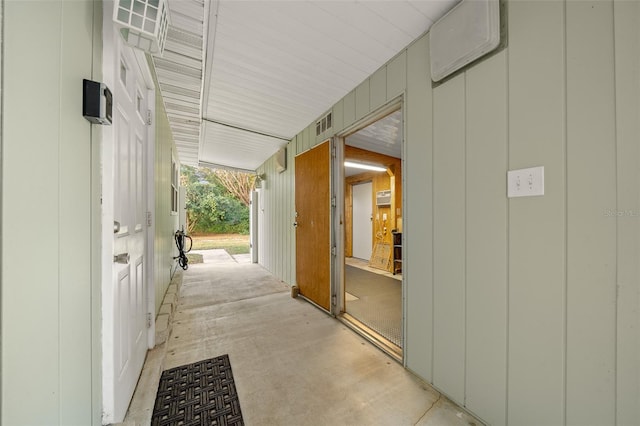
<box><xmin>376</xmin><ymin>190</ymin><xmax>391</xmax><ymax>206</ymax></box>
<box><xmin>430</xmin><ymin>0</ymin><xmax>500</xmax><ymax>82</ymax></box>
<box><xmin>275</xmin><ymin>147</ymin><xmax>287</xmax><ymax>173</ymax></box>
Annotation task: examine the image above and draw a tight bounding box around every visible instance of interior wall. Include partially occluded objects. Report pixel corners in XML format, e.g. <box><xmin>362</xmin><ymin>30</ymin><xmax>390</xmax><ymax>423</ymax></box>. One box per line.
<box><xmin>255</xmin><ymin>1</ymin><xmax>639</xmax><ymax>425</ymax></box>
<box><xmin>345</xmin><ymin>173</ymin><xmax>395</xmax><ymax>261</ymax></box>
<box><xmin>1</xmin><ymin>0</ymin><xmax>102</xmax><ymax>424</ymax></box>
<box><xmin>345</xmin><ymin>174</ymin><xmax>374</xmax><ymax>258</ymax></box>
<box><xmin>149</xmin><ymin>59</ymin><xmax>180</xmax><ymax>314</ymax></box>
<box><xmin>344</xmin><ymin>145</ymin><xmax>402</xmax><ymax>265</ymax></box>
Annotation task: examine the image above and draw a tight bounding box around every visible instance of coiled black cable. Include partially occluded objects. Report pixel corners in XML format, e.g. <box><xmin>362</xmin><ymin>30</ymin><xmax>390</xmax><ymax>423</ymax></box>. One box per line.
<box><xmin>173</xmin><ymin>229</ymin><xmax>192</xmax><ymax>272</ymax></box>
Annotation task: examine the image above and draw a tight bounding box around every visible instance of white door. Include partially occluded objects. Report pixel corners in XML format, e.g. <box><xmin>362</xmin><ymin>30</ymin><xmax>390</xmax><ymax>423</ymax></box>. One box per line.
<box><xmin>352</xmin><ymin>182</ymin><xmax>373</xmax><ymax>260</ymax></box>
<box><xmin>250</xmin><ymin>190</ymin><xmax>259</xmax><ymax>263</ymax></box>
<box><xmin>111</xmin><ymin>44</ymin><xmax>149</xmax><ymax>421</ymax></box>
<box><xmin>257</xmin><ymin>188</ymin><xmax>265</xmax><ymax>265</ymax></box>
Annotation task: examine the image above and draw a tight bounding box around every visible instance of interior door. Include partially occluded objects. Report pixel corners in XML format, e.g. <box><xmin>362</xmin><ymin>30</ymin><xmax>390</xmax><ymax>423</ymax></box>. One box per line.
<box><xmin>250</xmin><ymin>190</ymin><xmax>259</xmax><ymax>263</ymax></box>
<box><xmin>111</xmin><ymin>43</ymin><xmax>149</xmax><ymax>420</ymax></box>
<box><xmin>295</xmin><ymin>141</ymin><xmax>331</xmax><ymax>311</ymax></box>
<box><xmin>352</xmin><ymin>182</ymin><xmax>373</xmax><ymax>260</ymax></box>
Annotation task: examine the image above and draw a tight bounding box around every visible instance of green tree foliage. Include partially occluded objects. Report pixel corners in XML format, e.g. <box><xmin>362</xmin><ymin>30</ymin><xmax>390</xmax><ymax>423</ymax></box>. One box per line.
<box><xmin>181</xmin><ymin>165</ymin><xmax>250</xmax><ymax>235</ymax></box>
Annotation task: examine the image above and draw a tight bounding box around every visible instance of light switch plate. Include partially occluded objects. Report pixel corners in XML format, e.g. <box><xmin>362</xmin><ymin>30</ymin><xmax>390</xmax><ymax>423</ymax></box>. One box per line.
<box><xmin>507</xmin><ymin>166</ymin><xmax>544</xmax><ymax>198</ymax></box>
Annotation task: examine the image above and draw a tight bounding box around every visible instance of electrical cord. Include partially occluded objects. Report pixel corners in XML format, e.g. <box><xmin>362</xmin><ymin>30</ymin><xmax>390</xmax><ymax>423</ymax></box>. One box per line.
<box><xmin>173</xmin><ymin>229</ymin><xmax>192</xmax><ymax>275</ymax></box>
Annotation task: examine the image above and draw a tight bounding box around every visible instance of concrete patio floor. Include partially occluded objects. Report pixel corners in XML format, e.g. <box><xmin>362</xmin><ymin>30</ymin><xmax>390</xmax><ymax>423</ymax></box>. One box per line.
<box><xmin>121</xmin><ymin>249</ymin><xmax>483</xmax><ymax>426</ymax></box>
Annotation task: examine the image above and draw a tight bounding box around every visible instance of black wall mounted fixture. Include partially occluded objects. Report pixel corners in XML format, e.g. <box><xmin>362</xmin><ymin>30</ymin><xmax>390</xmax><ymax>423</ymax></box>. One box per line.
<box><xmin>83</xmin><ymin>79</ymin><xmax>112</xmax><ymax>125</ymax></box>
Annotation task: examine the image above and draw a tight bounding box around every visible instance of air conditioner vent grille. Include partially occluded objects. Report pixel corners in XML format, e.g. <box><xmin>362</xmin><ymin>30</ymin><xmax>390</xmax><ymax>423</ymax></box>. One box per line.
<box><xmin>316</xmin><ymin>112</ymin><xmax>333</xmax><ymax>136</ymax></box>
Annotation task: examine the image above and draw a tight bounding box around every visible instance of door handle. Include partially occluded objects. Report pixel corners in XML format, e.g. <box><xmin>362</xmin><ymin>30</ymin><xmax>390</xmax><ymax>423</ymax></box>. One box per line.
<box><xmin>293</xmin><ymin>222</ymin><xmax>298</xmax><ymax>228</ymax></box>
<box><xmin>114</xmin><ymin>253</ymin><xmax>130</xmax><ymax>264</ymax></box>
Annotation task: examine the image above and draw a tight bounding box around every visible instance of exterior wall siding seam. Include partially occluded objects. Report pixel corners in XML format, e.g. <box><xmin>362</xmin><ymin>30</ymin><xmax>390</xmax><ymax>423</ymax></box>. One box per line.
<box><xmin>504</xmin><ymin>42</ymin><xmax>510</xmax><ymax>426</ymax></box>
<box><xmin>610</xmin><ymin>0</ymin><xmax>618</xmax><ymax>422</ymax></box>
<box><xmin>562</xmin><ymin>1</ymin><xmax>568</xmax><ymax>424</ymax></box>
<box><xmin>463</xmin><ymin>71</ymin><xmax>468</xmax><ymax>408</ymax></box>
<box><xmin>57</xmin><ymin>3</ymin><xmax>64</xmax><ymax>422</ymax></box>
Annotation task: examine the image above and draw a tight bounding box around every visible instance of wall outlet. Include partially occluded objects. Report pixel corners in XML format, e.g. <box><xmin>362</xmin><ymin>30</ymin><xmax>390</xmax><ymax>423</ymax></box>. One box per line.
<box><xmin>507</xmin><ymin>166</ymin><xmax>544</xmax><ymax>198</ymax></box>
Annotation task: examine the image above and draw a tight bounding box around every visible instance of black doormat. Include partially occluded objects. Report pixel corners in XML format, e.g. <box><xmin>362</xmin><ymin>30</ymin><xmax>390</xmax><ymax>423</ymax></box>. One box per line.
<box><xmin>152</xmin><ymin>354</ymin><xmax>244</xmax><ymax>426</ymax></box>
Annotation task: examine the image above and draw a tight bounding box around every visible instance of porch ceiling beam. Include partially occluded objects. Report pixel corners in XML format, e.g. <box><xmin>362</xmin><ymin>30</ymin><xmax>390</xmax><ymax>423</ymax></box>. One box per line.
<box><xmin>202</xmin><ymin>118</ymin><xmax>291</xmax><ymax>142</ymax></box>
<box><xmin>198</xmin><ymin>160</ymin><xmax>257</xmax><ymax>174</ymax></box>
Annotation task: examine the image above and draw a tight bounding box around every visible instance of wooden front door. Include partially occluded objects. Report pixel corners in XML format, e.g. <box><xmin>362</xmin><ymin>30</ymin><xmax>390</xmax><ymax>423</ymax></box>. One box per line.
<box><xmin>295</xmin><ymin>141</ymin><xmax>331</xmax><ymax>310</ymax></box>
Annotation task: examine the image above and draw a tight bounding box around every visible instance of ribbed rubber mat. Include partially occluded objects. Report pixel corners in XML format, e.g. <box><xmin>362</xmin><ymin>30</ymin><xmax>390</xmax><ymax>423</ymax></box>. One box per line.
<box><xmin>152</xmin><ymin>354</ymin><xmax>244</xmax><ymax>426</ymax></box>
<box><xmin>345</xmin><ymin>265</ymin><xmax>402</xmax><ymax>347</ymax></box>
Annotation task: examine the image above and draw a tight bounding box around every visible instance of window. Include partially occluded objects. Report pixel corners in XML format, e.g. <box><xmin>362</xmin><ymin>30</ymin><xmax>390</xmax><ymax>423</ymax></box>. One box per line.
<box><xmin>136</xmin><ymin>91</ymin><xmax>143</xmax><ymax>115</ymax></box>
<box><xmin>120</xmin><ymin>60</ymin><xmax>127</xmax><ymax>85</ymax></box>
<box><xmin>171</xmin><ymin>159</ymin><xmax>178</xmax><ymax>214</ymax></box>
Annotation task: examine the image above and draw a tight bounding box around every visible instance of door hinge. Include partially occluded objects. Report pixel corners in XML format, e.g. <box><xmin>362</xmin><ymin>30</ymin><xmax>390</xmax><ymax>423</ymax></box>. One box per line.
<box><xmin>331</xmin><ymin>196</ymin><xmax>336</xmax><ymax>207</ymax></box>
<box><xmin>147</xmin><ymin>211</ymin><xmax>152</xmax><ymax>227</ymax></box>
<box><xmin>147</xmin><ymin>109</ymin><xmax>153</xmax><ymax>126</ymax></box>
<box><xmin>147</xmin><ymin>313</ymin><xmax>153</xmax><ymax>328</ymax></box>
<box><xmin>331</xmin><ymin>145</ymin><xmax>336</xmax><ymax>158</ymax></box>
<box><xmin>331</xmin><ymin>246</ymin><xmax>337</xmax><ymax>256</ymax></box>
<box><xmin>332</xmin><ymin>294</ymin><xmax>337</xmax><ymax>306</ymax></box>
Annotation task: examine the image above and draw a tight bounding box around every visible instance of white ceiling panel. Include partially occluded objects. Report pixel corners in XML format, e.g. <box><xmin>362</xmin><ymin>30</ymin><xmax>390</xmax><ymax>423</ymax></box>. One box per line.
<box><xmin>200</xmin><ymin>121</ymin><xmax>287</xmax><ymax>171</ymax></box>
<box><xmin>311</xmin><ymin>2</ymin><xmax>418</xmax><ymax>49</ymax></box>
<box><xmin>157</xmin><ymin>0</ymin><xmax>459</xmax><ymax>170</ymax></box>
<box><xmin>346</xmin><ymin>110</ymin><xmax>403</xmax><ymax>159</ymax></box>
<box><xmin>152</xmin><ymin>0</ymin><xmax>205</xmax><ymax>167</ymax></box>
<box><xmin>408</xmin><ymin>0</ymin><xmax>460</xmax><ymax>21</ymax></box>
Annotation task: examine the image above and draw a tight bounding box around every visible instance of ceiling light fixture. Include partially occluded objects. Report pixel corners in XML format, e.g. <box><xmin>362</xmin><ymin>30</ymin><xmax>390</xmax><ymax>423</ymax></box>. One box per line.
<box><xmin>344</xmin><ymin>161</ymin><xmax>386</xmax><ymax>172</ymax></box>
<box><xmin>113</xmin><ymin>0</ymin><xmax>170</xmax><ymax>55</ymax></box>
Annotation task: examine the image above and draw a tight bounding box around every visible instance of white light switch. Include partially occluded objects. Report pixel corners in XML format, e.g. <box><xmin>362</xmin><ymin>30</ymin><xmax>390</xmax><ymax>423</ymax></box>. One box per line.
<box><xmin>507</xmin><ymin>166</ymin><xmax>544</xmax><ymax>198</ymax></box>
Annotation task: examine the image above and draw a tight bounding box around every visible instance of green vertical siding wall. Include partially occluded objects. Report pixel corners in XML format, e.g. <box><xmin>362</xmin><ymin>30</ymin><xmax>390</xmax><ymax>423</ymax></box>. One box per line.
<box><xmin>613</xmin><ymin>3</ymin><xmax>640</xmax><ymax>425</ymax></box>
<box><xmin>404</xmin><ymin>34</ymin><xmax>433</xmax><ymax>383</ymax></box>
<box><xmin>149</xmin><ymin>62</ymin><xmax>180</xmax><ymax>314</ymax></box>
<box><xmin>1</xmin><ymin>1</ymin><xmax>102</xmax><ymax>424</ymax></box>
<box><xmin>256</xmin><ymin>1</ymin><xmax>640</xmax><ymax>425</ymax></box>
<box><xmin>464</xmin><ymin>51</ymin><xmax>508</xmax><ymax>423</ymax></box>
<box><xmin>507</xmin><ymin>2</ymin><xmax>566</xmax><ymax>424</ymax></box>
<box><xmin>256</xmin><ymin>142</ymin><xmax>296</xmax><ymax>285</ymax></box>
<box><xmin>432</xmin><ymin>74</ymin><xmax>467</xmax><ymax>404</ymax></box>
<box><xmin>565</xmin><ymin>3</ymin><xmax>617</xmax><ymax>424</ymax></box>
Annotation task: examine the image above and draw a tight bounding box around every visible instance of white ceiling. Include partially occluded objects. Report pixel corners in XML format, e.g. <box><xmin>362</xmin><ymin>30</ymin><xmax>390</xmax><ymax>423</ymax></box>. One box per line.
<box><xmin>154</xmin><ymin>0</ymin><xmax>205</xmax><ymax>166</ymax></box>
<box><xmin>344</xmin><ymin>109</ymin><xmax>402</xmax><ymax>176</ymax></box>
<box><xmin>160</xmin><ymin>0</ymin><xmax>459</xmax><ymax>170</ymax></box>
<box><xmin>346</xmin><ymin>110</ymin><xmax>402</xmax><ymax>159</ymax></box>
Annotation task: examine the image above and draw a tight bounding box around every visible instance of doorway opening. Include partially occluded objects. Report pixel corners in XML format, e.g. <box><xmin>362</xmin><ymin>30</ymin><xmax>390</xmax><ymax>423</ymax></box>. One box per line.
<box><xmin>339</xmin><ymin>108</ymin><xmax>403</xmax><ymax>360</ymax></box>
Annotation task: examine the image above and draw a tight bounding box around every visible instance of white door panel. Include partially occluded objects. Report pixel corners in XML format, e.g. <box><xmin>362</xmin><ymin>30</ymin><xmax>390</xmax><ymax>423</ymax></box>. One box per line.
<box><xmin>116</xmin><ymin>267</ymin><xmax>131</xmax><ymax>379</ymax></box>
<box><xmin>352</xmin><ymin>182</ymin><xmax>373</xmax><ymax>260</ymax></box>
<box><xmin>109</xmin><ymin>40</ymin><xmax>149</xmax><ymax>422</ymax></box>
<box><xmin>133</xmin><ymin>257</ymin><xmax>145</xmax><ymax>346</ymax></box>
